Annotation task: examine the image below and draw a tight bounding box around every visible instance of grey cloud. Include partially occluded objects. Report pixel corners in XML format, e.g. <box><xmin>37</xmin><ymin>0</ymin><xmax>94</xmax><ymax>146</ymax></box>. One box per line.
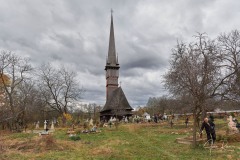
<box><xmin>123</xmin><ymin>56</ymin><xmax>166</xmax><ymax>71</ymax></box>
<box><xmin>50</xmin><ymin>54</ymin><xmax>62</xmax><ymax>61</ymax></box>
<box><xmin>0</xmin><ymin>0</ymin><xmax>240</xmax><ymax>107</ymax></box>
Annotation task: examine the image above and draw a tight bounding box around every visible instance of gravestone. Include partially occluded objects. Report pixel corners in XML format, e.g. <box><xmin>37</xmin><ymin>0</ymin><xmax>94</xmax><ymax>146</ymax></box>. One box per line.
<box><xmin>51</xmin><ymin>121</ymin><xmax>55</xmax><ymax>130</ymax></box>
<box><xmin>103</xmin><ymin>123</ymin><xmax>108</xmax><ymax>127</ymax></box>
<box><xmin>163</xmin><ymin>113</ymin><xmax>167</xmax><ymax>120</ymax></box>
<box><xmin>89</xmin><ymin>118</ymin><xmax>93</xmax><ymax>127</ymax></box>
<box><xmin>227</xmin><ymin>115</ymin><xmax>239</xmax><ymax>135</ymax></box>
<box><xmin>35</xmin><ymin>121</ymin><xmax>40</xmax><ymax>129</ymax></box>
<box><xmin>109</xmin><ymin>117</ymin><xmax>113</xmax><ymax>128</ymax></box>
<box><xmin>44</xmin><ymin>120</ymin><xmax>47</xmax><ymax>130</ymax></box>
<box><xmin>125</xmin><ymin>117</ymin><xmax>128</xmax><ymax>123</ymax></box>
<box><xmin>109</xmin><ymin>117</ymin><xmax>113</xmax><ymax>122</ymax></box>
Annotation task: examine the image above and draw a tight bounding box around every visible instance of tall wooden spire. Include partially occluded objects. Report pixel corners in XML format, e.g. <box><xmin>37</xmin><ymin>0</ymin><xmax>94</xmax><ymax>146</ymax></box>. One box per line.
<box><xmin>101</xmin><ymin>11</ymin><xmax>133</xmax><ymax>121</ymax></box>
<box><xmin>106</xmin><ymin>11</ymin><xmax>117</xmax><ymax>65</ymax></box>
<box><xmin>105</xmin><ymin>11</ymin><xmax>120</xmax><ymax>100</ymax></box>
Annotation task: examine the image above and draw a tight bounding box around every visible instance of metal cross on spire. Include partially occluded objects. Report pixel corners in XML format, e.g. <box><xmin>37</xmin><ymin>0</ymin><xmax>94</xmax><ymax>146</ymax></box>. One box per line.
<box><xmin>111</xmin><ymin>9</ymin><xmax>114</xmax><ymax>15</ymax></box>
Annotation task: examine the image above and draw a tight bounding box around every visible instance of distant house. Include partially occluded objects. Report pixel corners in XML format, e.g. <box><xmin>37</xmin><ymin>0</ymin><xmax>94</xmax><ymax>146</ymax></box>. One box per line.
<box><xmin>142</xmin><ymin>112</ymin><xmax>151</xmax><ymax>120</ymax></box>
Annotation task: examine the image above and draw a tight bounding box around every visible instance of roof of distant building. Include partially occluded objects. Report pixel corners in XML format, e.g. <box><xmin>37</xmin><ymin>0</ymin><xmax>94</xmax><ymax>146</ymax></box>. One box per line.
<box><xmin>101</xmin><ymin>87</ymin><xmax>133</xmax><ymax>114</ymax></box>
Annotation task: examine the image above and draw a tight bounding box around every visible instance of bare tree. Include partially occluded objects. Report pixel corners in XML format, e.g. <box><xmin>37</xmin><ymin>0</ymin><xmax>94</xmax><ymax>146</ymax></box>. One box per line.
<box><xmin>164</xmin><ymin>33</ymin><xmax>227</xmax><ymax>146</ymax></box>
<box><xmin>0</xmin><ymin>50</ymin><xmax>32</xmax><ymax>131</ymax></box>
<box><xmin>0</xmin><ymin>73</ymin><xmax>10</xmax><ymax>129</ymax></box>
<box><xmin>38</xmin><ymin>64</ymin><xmax>84</xmax><ymax>120</ymax></box>
<box><xmin>218</xmin><ymin>30</ymin><xmax>240</xmax><ymax>101</ymax></box>
<box><xmin>17</xmin><ymin>80</ymin><xmax>46</xmax><ymax>128</ymax></box>
<box><xmin>83</xmin><ymin>103</ymin><xmax>102</xmax><ymax>121</ymax></box>
<box><xmin>83</xmin><ymin>103</ymin><xmax>95</xmax><ymax>118</ymax></box>
<box><xmin>146</xmin><ymin>96</ymin><xmax>170</xmax><ymax>115</ymax></box>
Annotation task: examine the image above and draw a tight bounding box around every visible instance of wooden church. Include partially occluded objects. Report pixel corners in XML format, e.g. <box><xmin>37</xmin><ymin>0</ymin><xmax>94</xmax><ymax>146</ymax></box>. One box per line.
<box><xmin>100</xmin><ymin>12</ymin><xmax>133</xmax><ymax>121</ymax></box>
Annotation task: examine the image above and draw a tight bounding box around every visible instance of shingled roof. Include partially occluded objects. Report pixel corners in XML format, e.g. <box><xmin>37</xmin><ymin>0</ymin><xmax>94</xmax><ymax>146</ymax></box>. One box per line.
<box><xmin>100</xmin><ymin>87</ymin><xmax>133</xmax><ymax>115</ymax></box>
<box><xmin>106</xmin><ymin>12</ymin><xmax>118</xmax><ymax>66</ymax></box>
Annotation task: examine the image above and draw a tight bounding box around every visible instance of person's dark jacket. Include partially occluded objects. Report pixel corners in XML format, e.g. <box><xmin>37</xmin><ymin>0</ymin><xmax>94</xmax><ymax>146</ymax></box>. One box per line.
<box><xmin>200</xmin><ymin>121</ymin><xmax>215</xmax><ymax>134</ymax></box>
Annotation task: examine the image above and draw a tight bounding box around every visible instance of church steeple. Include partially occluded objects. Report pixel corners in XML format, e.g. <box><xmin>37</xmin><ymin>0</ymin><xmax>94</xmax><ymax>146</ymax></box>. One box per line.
<box><xmin>105</xmin><ymin>10</ymin><xmax>120</xmax><ymax>100</ymax></box>
<box><xmin>100</xmin><ymin>11</ymin><xmax>133</xmax><ymax>121</ymax></box>
<box><xmin>106</xmin><ymin>10</ymin><xmax>118</xmax><ymax>66</ymax></box>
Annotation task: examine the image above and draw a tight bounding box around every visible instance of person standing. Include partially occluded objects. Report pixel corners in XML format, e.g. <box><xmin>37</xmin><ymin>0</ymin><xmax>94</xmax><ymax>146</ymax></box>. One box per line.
<box><xmin>185</xmin><ymin>117</ymin><xmax>189</xmax><ymax>128</ymax></box>
<box><xmin>200</xmin><ymin>117</ymin><xmax>216</xmax><ymax>144</ymax></box>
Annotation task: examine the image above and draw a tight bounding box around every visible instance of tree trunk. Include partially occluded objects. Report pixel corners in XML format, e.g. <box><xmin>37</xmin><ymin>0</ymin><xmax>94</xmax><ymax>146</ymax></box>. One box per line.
<box><xmin>192</xmin><ymin>106</ymin><xmax>197</xmax><ymax>147</ymax></box>
<box><xmin>201</xmin><ymin>105</ymin><xmax>206</xmax><ymax>120</ymax></box>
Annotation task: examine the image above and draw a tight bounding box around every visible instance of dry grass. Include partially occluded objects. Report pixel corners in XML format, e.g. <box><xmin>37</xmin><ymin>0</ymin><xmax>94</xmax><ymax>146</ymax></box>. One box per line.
<box><xmin>0</xmin><ymin>134</ymin><xmax>82</xmax><ymax>155</ymax></box>
<box><xmin>123</xmin><ymin>124</ymin><xmax>142</xmax><ymax>133</ymax></box>
<box><xmin>6</xmin><ymin>136</ymin><xmax>59</xmax><ymax>153</ymax></box>
<box><xmin>0</xmin><ymin>118</ymin><xmax>240</xmax><ymax>160</ymax></box>
<box><xmin>91</xmin><ymin>146</ymin><xmax>114</xmax><ymax>155</ymax></box>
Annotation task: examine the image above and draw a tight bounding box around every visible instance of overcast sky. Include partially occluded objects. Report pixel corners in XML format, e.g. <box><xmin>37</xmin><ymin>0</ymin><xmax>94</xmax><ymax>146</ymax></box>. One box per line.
<box><xmin>0</xmin><ymin>0</ymin><xmax>240</xmax><ymax>107</ymax></box>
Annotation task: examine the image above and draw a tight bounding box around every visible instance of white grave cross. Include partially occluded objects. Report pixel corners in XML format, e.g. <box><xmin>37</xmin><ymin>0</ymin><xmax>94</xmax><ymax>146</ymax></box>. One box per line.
<box><xmin>44</xmin><ymin>120</ymin><xmax>47</xmax><ymax>130</ymax></box>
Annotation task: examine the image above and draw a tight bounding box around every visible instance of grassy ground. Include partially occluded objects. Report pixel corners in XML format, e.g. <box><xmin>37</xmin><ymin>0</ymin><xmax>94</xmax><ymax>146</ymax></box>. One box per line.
<box><xmin>0</xmin><ymin>119</ymin><xmax>240</xmax><ymax>160</ymax></box>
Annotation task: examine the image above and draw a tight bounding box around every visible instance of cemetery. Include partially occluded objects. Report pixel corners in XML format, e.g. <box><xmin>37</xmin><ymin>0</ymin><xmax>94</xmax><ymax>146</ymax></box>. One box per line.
<box><xmin>1</xmin><ymin>1</ymin><xmax>240</xmax><ymax>160</ymax></box>
<box><xmin>0</xmin><ymin>115</ymin><xmax>240</xmax><ymax>160</ymax></box>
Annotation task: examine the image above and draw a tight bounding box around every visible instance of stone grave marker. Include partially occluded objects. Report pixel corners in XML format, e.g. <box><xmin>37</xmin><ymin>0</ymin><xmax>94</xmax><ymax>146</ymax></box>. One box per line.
<box><xmin>89</xmin><ymin>118</ymin><xmax>93</xmax><ymax>127</ymax></box>
<box><xmin>227</xmin><ymin>115</ymin><xmax>239</xmax><ymax>135</ymax></box>
<box><xmin>35</xmin><ymin>121</ymin><xmax>40</xmax><ymax>129</ymax></box>
<box><xmin>44</xmin><ymin>120</ymin><xmax>47</xmax><ymax>130</ymax></box>
<box><xmin>51</xmin><ymin>121</ymin><xmax>55</xmax><ymax>130</ymax></box>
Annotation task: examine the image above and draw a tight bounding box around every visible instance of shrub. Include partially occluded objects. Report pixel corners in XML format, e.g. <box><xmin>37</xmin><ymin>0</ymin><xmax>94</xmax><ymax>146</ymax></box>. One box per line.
<box><xmin>69</xmin><ymin>135</ymin><xmax>81</xmax><ymax>141</ymax></box>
